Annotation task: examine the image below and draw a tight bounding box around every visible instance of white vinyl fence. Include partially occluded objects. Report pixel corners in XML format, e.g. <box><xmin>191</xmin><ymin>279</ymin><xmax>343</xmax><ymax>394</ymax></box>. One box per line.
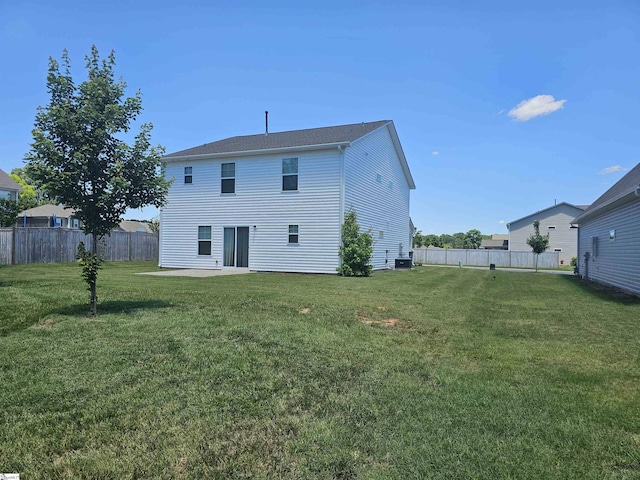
<box><xmin>0</xmin><ymin>227</ymin><xmax>158</xmax><ymax>265</ymax></box>
<box><xmin>412</xmin><ymin>247</ymin><xmax>559</xmax><ymax>269</ymax></box>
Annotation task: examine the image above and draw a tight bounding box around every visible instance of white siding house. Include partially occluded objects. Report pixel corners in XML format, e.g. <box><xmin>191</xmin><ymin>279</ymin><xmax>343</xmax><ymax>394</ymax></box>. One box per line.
<box><xmin>160</xmin><ymin>120</ymin><xmax>415</xmax><ymax>273</ymax></box>
<box><xmin>574</xmin><ymin>162</ymin><xmax>640</xmax><ymax>296</ymax></box>
<box><xmin>0</xmin><ymin>169</ymin><xmax>20</xmax><ymax>201</ymax></box>
<box><xmin>506</xmin><ymin>202</ymin><xmax>587</xmax><ymax>265</ymax></box>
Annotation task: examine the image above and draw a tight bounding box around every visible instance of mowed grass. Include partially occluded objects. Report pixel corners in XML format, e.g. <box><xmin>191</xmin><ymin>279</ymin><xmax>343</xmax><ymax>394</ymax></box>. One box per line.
<box><xmin>1</xmin><ymin>263</ymin><xmax>639</xmax><ymax>479</ymax></box>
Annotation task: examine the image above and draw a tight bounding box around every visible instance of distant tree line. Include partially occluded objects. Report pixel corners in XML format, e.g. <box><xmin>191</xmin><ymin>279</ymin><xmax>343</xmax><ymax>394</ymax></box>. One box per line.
<box><xmin>412</xmin><ymin>229</ymin><xmax>488</xmax><ymax>249</ymax></box>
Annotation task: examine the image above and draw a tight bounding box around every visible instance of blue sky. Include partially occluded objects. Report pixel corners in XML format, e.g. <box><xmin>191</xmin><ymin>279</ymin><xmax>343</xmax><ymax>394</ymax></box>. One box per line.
<box><xmin>1</xmin><ymin>0</ymin><xmax>638</xmax><ymax>234</ymax></box>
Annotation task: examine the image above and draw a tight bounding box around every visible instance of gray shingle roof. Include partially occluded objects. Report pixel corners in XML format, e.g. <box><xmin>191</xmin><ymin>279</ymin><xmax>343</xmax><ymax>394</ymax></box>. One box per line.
<box><xmin>0</xmin><ymin>168</ymin><xmax>21</xmax><ymax>191</ymax></box>
<box><xmin>19</xmin><ymin>204</ymin><xmax>76</xmax><ymax>218</ymax></box>
<box><xmin>574</xmin><ymin>162</ymin><xmax>640</xmax><ymax>222</ymax></box>
<box><xmin>164</xmin><ymin>120</ymin><xmax>391</xmax><ymax>158</ymax></box>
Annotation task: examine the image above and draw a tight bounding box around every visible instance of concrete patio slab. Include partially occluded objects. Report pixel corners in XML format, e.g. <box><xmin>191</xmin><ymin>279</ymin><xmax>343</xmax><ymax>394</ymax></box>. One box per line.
<box><xmin>138</xmin><ymin>269</ymin><xmax>254</xmax><ymax>277</ymax></box>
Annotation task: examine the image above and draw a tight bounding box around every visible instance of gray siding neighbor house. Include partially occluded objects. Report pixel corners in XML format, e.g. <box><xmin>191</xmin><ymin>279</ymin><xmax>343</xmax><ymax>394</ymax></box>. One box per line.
<box><xmin>0</xmin><ymin>168</ymin><xmax>21</xmax><ymax>201</ymax></box>
<box><xmin>507</xmin><ymin>202</ymin><xmax>587</xmax><ymax>265</ymax></box>
<box><xmin>160</xmin><ymin>120</ymin><xmax>415</xmax><ymax>273</ymax></box>
<box><xmin>573</xmin><ymin>162</ymin><xmax>640</xmax><ymax>296</ymax></box>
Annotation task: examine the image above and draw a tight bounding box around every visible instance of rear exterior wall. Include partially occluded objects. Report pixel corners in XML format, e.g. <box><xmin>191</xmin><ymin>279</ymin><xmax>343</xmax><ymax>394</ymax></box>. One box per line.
<box><xmin>160</xmin><ymin>149</ymin><xmax>343</xmax><ymax>273</ymax></box>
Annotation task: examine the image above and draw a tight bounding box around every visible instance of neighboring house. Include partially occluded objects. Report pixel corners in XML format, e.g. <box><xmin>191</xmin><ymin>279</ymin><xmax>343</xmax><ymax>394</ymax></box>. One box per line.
<box><xmin>506</xmin><ymin>202</ymin><xmax>588</xmax><ymax>265</ymax></box>
<box><xmin>573</xmin><ymin>162</ymin><xmax>640</xmax><ymax>296</ymax></box>
<box><xmin>114</xmin><ymin>220</ymin><xmax>153</xmax><ymax>233</ymax></box>
<box><xmin>479</xmin><ymin>234</ymin><xmax>508</xmax><ymax>250</ymax></box>
<box><xmin>0</xmin><ymin>168</ymin><xmax>21</xmax><ymax>201</ymax></box>
<box><xmin>160</xmin><ymin>120</ymin><xmax>415</xmax><ymax>273</ymax></box>
<box><xmin>17</xmin><ymin>204</ymin><xmax>81</xmax><ymax>228</ymax></box>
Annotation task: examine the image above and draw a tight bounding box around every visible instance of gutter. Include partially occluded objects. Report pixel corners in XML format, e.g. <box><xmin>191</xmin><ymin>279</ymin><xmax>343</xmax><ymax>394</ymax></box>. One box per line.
<box><xmin>573</xmin><ymin>186</ymin><xmax>640</xmax><ymax>224</ymax></box>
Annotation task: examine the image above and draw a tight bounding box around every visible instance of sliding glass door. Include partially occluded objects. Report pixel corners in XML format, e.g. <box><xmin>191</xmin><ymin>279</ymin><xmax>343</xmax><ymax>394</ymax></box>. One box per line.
<box><xmin>223</xmin><ymin>227</ymin><xmax>249</xmax><ymax>267</ymax></box>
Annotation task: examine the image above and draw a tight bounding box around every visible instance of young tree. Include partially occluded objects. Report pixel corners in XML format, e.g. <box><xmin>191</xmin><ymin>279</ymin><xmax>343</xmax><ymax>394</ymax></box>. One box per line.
<box><xmin>526</xmin><ymin>220</ymin><xmax>550</xmax><ymax>272</ymax></box>
<box><xmin>337</xmin><ymin>208</ymin><xmax>373</xmax><ymax>277</ymax></box>
<box><xmin>26</xmin><ymin>46</ymin><xmax>171</xmax><ymax>315</ymax></box>
<box><xmin>412</xmin><ymin>230</ymin><xmax>424</xmax><ymax>248</ymax></box>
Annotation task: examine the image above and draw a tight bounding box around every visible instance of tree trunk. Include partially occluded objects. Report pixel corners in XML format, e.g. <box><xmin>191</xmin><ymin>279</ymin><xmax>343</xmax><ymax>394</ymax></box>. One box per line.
<box><xmin>90</xmin><ymin>232</ymin><xmax>98</xmax><ymax>316</ymax></box>
<box><xmin>535</xmin><ymin>253</ymin><xmax>539</xmax><ymax>273</ymax></box>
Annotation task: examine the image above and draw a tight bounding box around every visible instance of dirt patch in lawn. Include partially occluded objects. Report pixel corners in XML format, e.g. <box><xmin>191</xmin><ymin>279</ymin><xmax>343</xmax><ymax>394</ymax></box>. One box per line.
<box><xmin>356</xmin><ymin>310</ymin><xmax>401</xmax><ymax>328</ymax></box>
<box><xmin>33</xmin><ymin>318</ymin><xmax>56</xmax><ymax>330</ymax></box>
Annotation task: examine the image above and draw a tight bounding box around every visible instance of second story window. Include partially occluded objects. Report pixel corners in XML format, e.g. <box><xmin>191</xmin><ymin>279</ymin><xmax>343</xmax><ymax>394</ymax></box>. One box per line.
<box><xmin>282</xmin><ymin>158</ymin><xmax>298</xmax><ymax>191</ymax></box>
<box><xmin>221</xmin><ymin>163</ymin><xmax>235</xmax><ymax>194</ymax></box>
<box><xmin>184</xmin><ymin>166</ymin><xmax>193</xmax><ymax>184</ymax></box>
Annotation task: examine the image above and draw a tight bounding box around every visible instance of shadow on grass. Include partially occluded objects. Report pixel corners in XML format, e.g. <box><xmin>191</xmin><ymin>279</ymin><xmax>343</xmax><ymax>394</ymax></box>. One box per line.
<box><xmin>558</xmin><ymin>275</ymin><xmax>640</xmax><ymax>304</ymax></box>
<box><xmin>56</xmin><ymin>299</ymin><xmax>174</xmax><ymax>317</ymax></box>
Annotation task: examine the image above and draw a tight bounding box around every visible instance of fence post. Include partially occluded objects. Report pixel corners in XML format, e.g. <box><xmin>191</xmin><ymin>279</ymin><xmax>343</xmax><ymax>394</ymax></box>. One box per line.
<box><xmin>11</xmin><ymin>226</ymin><xmax>16</xmax><ymax>265</ymax></box>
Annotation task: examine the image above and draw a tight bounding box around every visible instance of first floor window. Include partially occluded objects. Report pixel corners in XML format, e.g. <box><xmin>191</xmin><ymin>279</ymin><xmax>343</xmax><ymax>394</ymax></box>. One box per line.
<box><xmin>288</xmin><ymin>225</ymin><xmax>299</xmax><ymax>244</ymax></box>
<box><xmin>198</xmin><ymin>226</ymin><xmax>212</xmax><ymax>255</ymax></box>
<box><xmin>184</xmin><ymin>166</ymin><xmax>193</xmax><ymax>184</ymax></box>
<box><xmin>282</xmin><ymin>158</ymin><xmax>298</xmax><ymax>191</ymax></box>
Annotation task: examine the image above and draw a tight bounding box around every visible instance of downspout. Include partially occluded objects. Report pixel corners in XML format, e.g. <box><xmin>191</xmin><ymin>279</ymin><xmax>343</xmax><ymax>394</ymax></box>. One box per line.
<box><xmin>338</xmin><ymin>144</ymin><xmax>346</xmax><ymax>270</ymax></box>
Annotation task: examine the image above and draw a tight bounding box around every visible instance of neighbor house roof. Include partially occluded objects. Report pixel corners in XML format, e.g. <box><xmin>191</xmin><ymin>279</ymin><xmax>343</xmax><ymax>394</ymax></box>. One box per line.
<box><xmin>19</xmin><ymin>204</ymin><xmax>76</xmax><ymax>218</ymax></box>
<box><xmin>164</xmin><ymin>120</ymin><xmax>390</xmax><ymax>158</ymax></box>
<box><xmin>163</xmin><ymin>120</ymin><xmax>415</xmax><ymax>189</ymax></box>
<box><xmin>506</xmin><ymin>202</ymin><xmax>587</xmax><ymax>227</ymax></box>
<box><xmin>574</xmin><ymin>162</ymin><xmax>640</xmax><ymax>224</ymax></box>
<box><xmin>115</xmin><ymin>220</ymin><xmax>152</xmax><ymax>233</ymax></box>
<box><xmin>0</xmin><ymin>169</ymin><xmax>21</xmax><ymax>191</ymax></box>
<box><xmin>480</xmin><ymin>239</ymin><xmax>508</xmax><ymax>248</ymax></box>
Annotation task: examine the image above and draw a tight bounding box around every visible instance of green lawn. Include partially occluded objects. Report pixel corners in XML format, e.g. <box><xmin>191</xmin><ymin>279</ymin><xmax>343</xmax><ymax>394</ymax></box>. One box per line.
<box><xmin>1</xmin><ymin>263</ymin><xmax>639</xmax><ymax>479</ymax></box>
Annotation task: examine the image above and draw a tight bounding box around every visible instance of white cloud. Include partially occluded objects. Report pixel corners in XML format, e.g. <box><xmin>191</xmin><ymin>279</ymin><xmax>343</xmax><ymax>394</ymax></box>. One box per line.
<box><xmin>598</xmin><ymin>165</ymin><xmax>627</xmax><ymax>175</ymax></box>
<box><xmin>498</xmin><ymin>220</ymin><xmax>505</xmax><ymax>224</ymax></box>
<box><xmin>431</xmin><ymin>151</ymin><xmax>439</xmax><ymax>156</ymax></box>
<box><xmin>508</xmin><ymin>95</ymin><xmax>566</xmax><ymax>122</ymax></box>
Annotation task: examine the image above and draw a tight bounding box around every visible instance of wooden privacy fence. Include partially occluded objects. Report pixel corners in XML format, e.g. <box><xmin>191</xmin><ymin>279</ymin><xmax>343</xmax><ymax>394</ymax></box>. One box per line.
<box><xmin>0</xmin><ymin>227</ymin><xmax>158</xmax><ymax>265</ymax></box>
<box><xmin>412</xmin><ymin>247</ymin><xmax>559</xmax><ymax>269</ymax></box>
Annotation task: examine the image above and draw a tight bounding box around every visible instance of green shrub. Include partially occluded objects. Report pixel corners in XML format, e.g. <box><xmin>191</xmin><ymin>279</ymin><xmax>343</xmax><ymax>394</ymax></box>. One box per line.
<box><xmin>337</xmin><ymin>208</ymin><xmax>373</xmax><ymax>277</ymax></box>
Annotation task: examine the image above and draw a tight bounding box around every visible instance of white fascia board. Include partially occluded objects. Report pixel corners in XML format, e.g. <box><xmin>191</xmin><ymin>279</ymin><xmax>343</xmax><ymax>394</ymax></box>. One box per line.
<box><xmin>162</xmin><ymin>142</ymin><xmax>351</xmax><ymax>162</ymax></box>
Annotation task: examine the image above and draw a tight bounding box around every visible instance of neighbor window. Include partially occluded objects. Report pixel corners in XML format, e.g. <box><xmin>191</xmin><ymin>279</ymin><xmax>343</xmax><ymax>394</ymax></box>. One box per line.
<box><xmin>198</xmin><ymin>226</ymin><xmax>212</xmax><ymax>255</ymax></box>
<box><xmin>554</xmin><ymin>248</ymin><xmax>562</xmax><ymax>252</ymax></box>
<box><xmin>221</xmin><ymin>163</ymin><xmax>235</xmax><ymax>194</ymax></box>
<box><xmin>288</xmin><ymin>225</ymin><xmax>299</xmax><ymax>244</ymax></box>
<box><xmin>282</xmin><ymin>158</ymin><xmax>298</xmax><ymax>191</ymax></box>
<box><xmin>379</xmin><ymin>230</ymin><xmax>384</xmax><ymax>239</ymax></box>
<box><xmin>376</xmin><ymin>173</ymin><xmax>382</xmax><ymax>183</ymax></box>
<box><xmin>388</xmin><ymin>181</ymin><xmax>393</xmax><ymax>189</ymax></box>
<box><xmin>547</xmin><ymin>225</ymin><xmax>556</xmax><ymax>229</ymax></box>
<box><xmin>610</xmin><ymin>229</ymin><xmax>616</xmax><ymax>240</ymax></box>
<box><xmin>184</xmin><ymin>166</ymin><xmax>193</xmax><ymax>184</ymax></box>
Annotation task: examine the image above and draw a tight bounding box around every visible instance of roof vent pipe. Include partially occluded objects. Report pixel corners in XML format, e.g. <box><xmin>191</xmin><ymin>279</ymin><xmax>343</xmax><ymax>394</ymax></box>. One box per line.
<box><xmin>265</xmin><ymin>111</ymin><xmax>269</xmax><ymax>135</ymax></box>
